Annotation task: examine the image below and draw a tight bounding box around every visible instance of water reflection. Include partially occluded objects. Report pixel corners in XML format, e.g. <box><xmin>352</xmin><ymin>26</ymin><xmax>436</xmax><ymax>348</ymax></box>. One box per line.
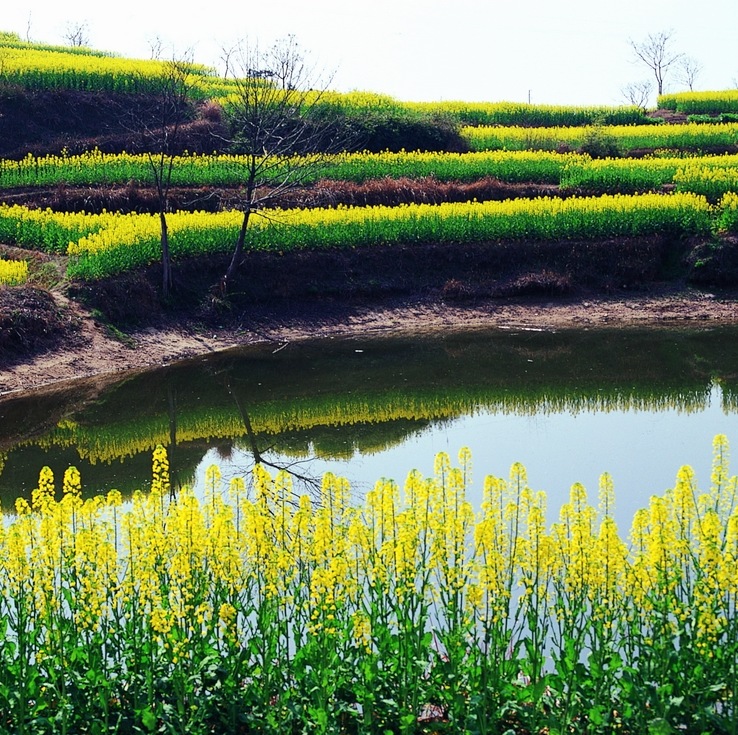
<box><xmin>1</xmin><ymin>326</ymin><xmax>738</xmax><ymax>528</ymax></box>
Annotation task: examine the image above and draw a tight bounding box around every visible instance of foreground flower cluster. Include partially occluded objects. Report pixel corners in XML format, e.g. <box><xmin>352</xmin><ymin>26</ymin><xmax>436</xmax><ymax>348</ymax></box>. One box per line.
<box><xmin>0</xmin><ymin>258</ymin><xmax>28</xmax><ymax>285</ymax></box>
<box><xmin>0</xmin><ymin>439</ymin><xmax>736</xmax><ymax>734</ymax></box>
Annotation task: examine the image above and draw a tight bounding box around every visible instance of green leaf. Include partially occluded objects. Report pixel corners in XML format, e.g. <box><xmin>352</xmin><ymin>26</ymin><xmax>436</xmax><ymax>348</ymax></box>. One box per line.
<box><xmin>140</xmin><ymin>706</ymin><xmax>157</xmax><ymax>732</ymax></box>
<box><xmin>400</xmin><ymin>712</ymin><xmax>417</xmax><ymax>729</ymax></box>
<box><xmin>587</xmin><ymin>705</ymin><xmax>605</xmax><ymax>726</ymax></box>
<box><xmin>647</xmin><ymin>718</ymin><xmax>675</xmax><ymax>735</ymax></box>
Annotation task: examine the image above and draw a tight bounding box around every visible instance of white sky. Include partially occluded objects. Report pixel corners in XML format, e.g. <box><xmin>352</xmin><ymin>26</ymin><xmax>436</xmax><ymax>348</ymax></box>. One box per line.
<box><xmin>5</xmin><ymin>0</ymin><xmax>738</xmax><ymax>107</ymax></box>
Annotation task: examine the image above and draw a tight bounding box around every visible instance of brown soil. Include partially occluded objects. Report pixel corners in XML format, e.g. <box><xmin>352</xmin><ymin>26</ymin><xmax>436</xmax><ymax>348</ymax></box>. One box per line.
<box><xmin>0</xmin><ymin>178</ymin><xmax>563</xmax><ymax>214</ymax></box>
<box><xmin>2</xmin><ymin>282</ymin><xmax>737</xmax><ymax>397</ymax></box>
<box><xmin>0</xmin><ymin>88</ymin><xmax>229</xmax><ymax>159</ymax></box>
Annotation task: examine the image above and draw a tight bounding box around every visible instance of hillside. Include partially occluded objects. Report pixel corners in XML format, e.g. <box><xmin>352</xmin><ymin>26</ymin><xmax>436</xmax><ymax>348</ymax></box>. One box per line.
<box><xmin>2</xmin><ymin>37</ymin><xmax>738</xmax><ymax>389</ymax></box>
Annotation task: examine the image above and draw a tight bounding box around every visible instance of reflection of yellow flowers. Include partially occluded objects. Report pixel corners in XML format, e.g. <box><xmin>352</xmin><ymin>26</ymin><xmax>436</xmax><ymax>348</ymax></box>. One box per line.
<box><xmin>151</xmin><ymin>444</ymin><xmax>170</xmax><ymax>496</ymax></box>
<box><xmin>17</xmin><ymin>381</ymin><xmax>718</xmax><ymax>470</ymax></box>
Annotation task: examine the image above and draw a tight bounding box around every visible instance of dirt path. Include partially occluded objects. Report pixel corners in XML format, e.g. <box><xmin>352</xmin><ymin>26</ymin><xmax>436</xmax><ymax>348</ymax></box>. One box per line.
<box><xmin>2</xmin><ymin>286</ymin><xmax>738</xmax><ymax>396</ymax></box>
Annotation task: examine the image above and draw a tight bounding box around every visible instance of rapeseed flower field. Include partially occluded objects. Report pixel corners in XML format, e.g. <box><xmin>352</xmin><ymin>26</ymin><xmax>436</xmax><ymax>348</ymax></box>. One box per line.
<box><xmin>0</xmin><ymin>438</ymin><xmax>736</xmax><ymax>733</ymax></box>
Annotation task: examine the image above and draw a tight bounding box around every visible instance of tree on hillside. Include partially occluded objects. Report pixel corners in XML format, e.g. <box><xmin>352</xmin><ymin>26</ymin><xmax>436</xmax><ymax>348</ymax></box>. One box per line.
<box><xmin>63</xmin><ymin>21</ymin><xmax>90</xmax><ymax>48</ymax></box>
<box><xmin>629</xmin><ymin>30</ymin><xmax>683</xmax><ymax>97</ymax></box>
<box><xmin>215</xmin><ymin>35</ymin><xmax>353</xmax><ymax>290</ymax></box>
<box><xmin>219</xmin><ymin>42</ymin><xmax>239</xmax><ymax>79</ymax></box>
<box><xmin>24</xmin><ymin>12</ymin><xmax>33</xmax><ymax>43</ymax></box>
<box><xmin>621</xmin><ymin>80</ymin><xmax>653</xmax><ymax>111</ymax></box>
<box><xmin>676</xmin><ymin>56</ymin><xmax>702</xmax><ymax>92</ymax></box>
<box><xmin>131</xmin><ymin>55</ymin><xmax>196</xmax><ymax>297</ymax></box>
<box><xmin>147</xmin><ymin>35</ymin><xmax>165</xmax><ymax>61</ymax></box>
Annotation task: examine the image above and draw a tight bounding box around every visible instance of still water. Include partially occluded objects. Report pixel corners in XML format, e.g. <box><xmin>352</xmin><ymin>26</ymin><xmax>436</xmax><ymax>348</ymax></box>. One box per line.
<box><xmin>2</xmin><ymin>325</ymin><xmax>738</xmax><ymax>531</ymax></box>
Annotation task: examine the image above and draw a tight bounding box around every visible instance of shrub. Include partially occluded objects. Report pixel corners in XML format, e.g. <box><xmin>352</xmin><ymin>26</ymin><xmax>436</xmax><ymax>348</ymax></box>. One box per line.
<box><xmin>323</xmin><ymin>109</ymin><xmax>466</xmax><ymax>153</ymax></box>
<box><xmin>576</xmin><ymin>117</ymin><xmax>622</xmax><ymax>158</ymax></box>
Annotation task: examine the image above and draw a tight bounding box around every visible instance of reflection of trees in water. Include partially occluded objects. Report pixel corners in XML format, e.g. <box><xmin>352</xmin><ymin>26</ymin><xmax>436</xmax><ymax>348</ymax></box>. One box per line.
<box><xmin>8</xmin><ymin>375</ymin><xmax>725</xmax><ymax>466</ymax></box>
<box><xmin>720</xmin><ymin>383</ymin><xmax>738</xmax><ymax>412</ymax></box>
<box><xmin>226</xmin><ymin>376</ymin><xmax>325</xmax><ymax>498</ymax></box>
<box><xmin>0</xmin><ymin>377</ymin><xmax>729</xmax><ymax>504</ymax></box>
<box><xmin>5</xmin><ymin>326</ymin><xmax>738</xmax><ymax>503</ymax></box>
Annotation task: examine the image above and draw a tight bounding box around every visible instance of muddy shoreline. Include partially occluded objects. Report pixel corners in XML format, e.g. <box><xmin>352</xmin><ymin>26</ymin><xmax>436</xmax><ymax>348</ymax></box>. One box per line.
<box><xmin>2</xmin><ymin>285</ymin><xmax>737</xmax><ymax>398</ymax></box>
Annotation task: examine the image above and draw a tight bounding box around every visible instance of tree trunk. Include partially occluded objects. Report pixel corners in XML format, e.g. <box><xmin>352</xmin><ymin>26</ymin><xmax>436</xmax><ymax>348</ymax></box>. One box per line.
<box><xmin>224</xmin><ymin>208</ymin><xmax>251</xmax><ymax>288</ymax></box>
<box><xmin>160</xmin><ymin>209</ymin><xmax>172</xmax><ymax>297</ymax></box>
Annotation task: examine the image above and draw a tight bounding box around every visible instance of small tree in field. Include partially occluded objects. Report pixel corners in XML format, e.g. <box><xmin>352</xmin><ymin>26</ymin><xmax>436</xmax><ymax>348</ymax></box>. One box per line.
<box><xmin>676</xmin><ymin>56</ymin><xmax>702</xmax><ymax>92</ymax></box>
<box><xmin>132</xmin><ymin>55</ymin><xmax>195</xmax><ymax>297</ymax></box>
<box><xmin>63</xmin><ymin>21</ymin><xmax>90</xmax><ymax>48</ymax></box>
<box><xmin>629</xmin><ymin>30</ymin><xmax>683</xmax><ymax>97</ymax></box>
<box><xmin>217</xmin><ymin>36</ymin><xmax>350</xmax><ymax>289</ymax></box>
<box><xmin>24</xmin><ymin>13</ymin><xmax>33</xmax><ymax>43</ymax></box>
<box><xmin>621</xmin><ymin>80</ymin><xmax>653</xmax><ymax>111</ymax></box>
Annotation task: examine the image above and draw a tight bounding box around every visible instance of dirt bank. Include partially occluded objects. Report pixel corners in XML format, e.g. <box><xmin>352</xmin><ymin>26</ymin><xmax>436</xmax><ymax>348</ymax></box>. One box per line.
<box><xmin>2</xmin><ymin>284</ymin><xmax>737</xmax><ymax>397</ymax></box>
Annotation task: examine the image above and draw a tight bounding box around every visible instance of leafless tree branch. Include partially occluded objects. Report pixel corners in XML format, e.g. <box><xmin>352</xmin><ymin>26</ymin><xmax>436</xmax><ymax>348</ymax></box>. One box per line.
<box><xmin>676</xmin><ymin>56</ymin><xmax>702</xmax><ymax>92</ymax></box>
<box><xmin>63</xmin><ymin>21</ymin><xmax>90</xmax><ymax>48</ymax></box>
<box><xmin>216</xmin><ymin>36</ymin><xmax>355</xmax><ymax>289</ymax></box>
<box><xmin>621</xmin><ymin>80</ymin><xmax>653</xmax><ymax>111</ymax></box>
<box><xmin>629</xmin><ymin>30</ymin><xmax>683</xmax><ymax>96</ymax></box>
<box><xmin>120</xmin><ymin>53</ymin><xmax>197</xmax><ymax>297</ymax></box>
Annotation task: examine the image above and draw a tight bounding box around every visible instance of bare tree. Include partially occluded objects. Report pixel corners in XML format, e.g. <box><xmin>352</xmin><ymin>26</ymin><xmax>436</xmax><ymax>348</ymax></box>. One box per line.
<box><xmin>621</xmin><ymin>80</ymin><xmax>653</xmax><ymax>111</ymax></box>
<box><xmin>266</xmin><ymin>33</ymin><xmax>304</xmax><ymax>90</ymax></box>
<box><xmin>219</xmin><ymin>42</ymin><xmax>239</xmax><ymax>79</ymax></box>
<box><xmin>629</xmin><ymin>30</ymin><xmax>683</xmax><ymax>96</ymax></box>
<box><xmin>676</xmin><ymin>55</ymin><xmax>702</xmax><ymax>91</ymax></box>
<box><xmin>129</xmin><ymin>55</ymin><xmax>196</xmax><ymax>297</ymax></box>
<box><xmin>63</xmin><ymin>21</ymin><xmax>90</xmax><ymax>48</ymax></box>
<box><xmin>216</xmin><ymin>36</ymin><xmax>352</xmax><ymax>289</ymax></box>
<box><xmin>147</xmin><ymin>35</ymin><xmax>165</xmax><ymax>61</ymax></box>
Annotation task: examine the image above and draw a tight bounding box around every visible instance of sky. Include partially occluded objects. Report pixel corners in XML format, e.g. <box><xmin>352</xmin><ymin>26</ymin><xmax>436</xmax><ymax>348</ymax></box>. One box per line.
<box><xmin>4</xmin><ymin>0</ymin><xmax>738</xmax><ymax>107</ymax></box>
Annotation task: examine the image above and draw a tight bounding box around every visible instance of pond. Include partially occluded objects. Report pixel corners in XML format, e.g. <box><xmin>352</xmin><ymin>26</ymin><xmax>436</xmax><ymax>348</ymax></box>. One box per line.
<box><xmin>2</xmin><ymin>324</ymin><xmax>738</xmax><ymax>531</ymax></box>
